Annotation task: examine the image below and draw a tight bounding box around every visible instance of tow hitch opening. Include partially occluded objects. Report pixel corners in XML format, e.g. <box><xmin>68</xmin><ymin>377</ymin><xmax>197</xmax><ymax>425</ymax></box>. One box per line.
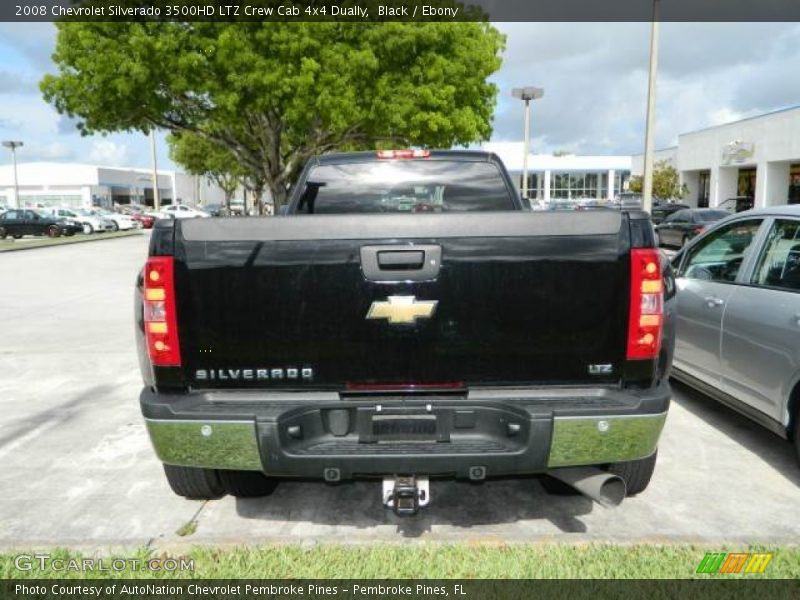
<box><xmin>382</xmin><ymin>475</ymin><xmax>430</xmax><ymax>516</ymax></box>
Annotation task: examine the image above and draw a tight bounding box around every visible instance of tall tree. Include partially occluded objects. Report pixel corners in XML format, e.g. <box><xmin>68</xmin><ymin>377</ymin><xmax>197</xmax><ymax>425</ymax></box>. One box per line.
<box><xmin>41</xmin><ymin>17</ymin><xmax>505</xmax><ymax>209</ymax></box>
<box><xmin>168</xmin><ymin>132</ymin><xmax>244</xmax><ymax>211</ymax></box>
<box><xmin>629</xmin><ymin>160</ymin><xmax>689</xmax><ymax>199</ymax></box>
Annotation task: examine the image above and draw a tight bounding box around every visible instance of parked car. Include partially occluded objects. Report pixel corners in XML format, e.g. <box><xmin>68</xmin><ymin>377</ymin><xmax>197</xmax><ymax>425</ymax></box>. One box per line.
<box><xmin>160</xmin><ymin>204</ymin><xmax>211</xmax><ymax>219</ymax></box>
<box><xmin>88</xmin><ymin>208</ymin><xmax>139</xmax><ymax>231</ymax></box>
<box><xmin>0</xmin><ymin>209</ymin><xmax>82</xmax><ymax>239</ymax></box>
<box><xmin>42</xmin><ymin>207</ymin><xmax>114</xmax><ymax>234</ymax></box>
<box><xmin>201</xmin><ymin>203</ymin><xmax>224</xmax><ymax>217</ymax></box>
<box><xmin>131</xmin><ymin>213</ymin><xmax>156</xmax><ymax>229</ymax></box>
<box><xmin>616</xmin><ymin>192</ymin><xmax>643</xmax><ymax>210</ymax></box>
<box><xmin>655</xmin><ymin>208</ymin><xmax>730</xmax><ymax>248</ymax></box>
<box><xmin>72</xmin><ymin>208</ymin><xmax>115</xmax><ymax>232</ymax></box>
<box><xmin>136</xmin><ymin>150</ymin><xmax>675</xmax><ymax>512</ymax></box>
<box><xmin>229</xmin><ymin>199</ymin><xmax>245</xmax><ymax>215</ymax></box>
<box><xmin>651</xmin><ymin>200</ymin><xmax>690</xmax><ymax>224</ymax></box>
<box><xmin>118</xmin><ymin>205</ymin><xmax>156</xmax><ymax>228</ymax></box>
<box><xmin>720</xmin><ymin>196</ymin><xmax>755</xmax><ymax>213</ymax></box>
<box><xmin>670</xmin><ymin>206</ymin><xmax>800</xmax><ymax>465</ymax></box>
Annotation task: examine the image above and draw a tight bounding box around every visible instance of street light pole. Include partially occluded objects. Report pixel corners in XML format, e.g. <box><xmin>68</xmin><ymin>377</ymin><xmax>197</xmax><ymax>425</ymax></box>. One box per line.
<box><xmin>512</xmin><ymin>87</ymin><xmax>544</xmax><ymax>200</ymax></box>
<box><xmin>2</xmin><ymin>140</ymin><xmax>23</xmax><ymax>209</ymax></box>
<box><xmin>149</xmin><ymin>130</ymin><xmax>161</xmax><ymax>211</ymax></box>
<box><xmin>642</xmin><ymin>0</ymin><xmax>660</xmax><ymax>214</ymax></box>
<box><xmin>523</xmin><ymin>98</ymin><xmax>531</xmax><ymax>198</ymax></box>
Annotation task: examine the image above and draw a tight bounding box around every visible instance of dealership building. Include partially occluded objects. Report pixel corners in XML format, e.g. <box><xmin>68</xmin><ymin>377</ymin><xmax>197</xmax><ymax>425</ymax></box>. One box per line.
<box><xmin>0</xmin><ymin>162</ymin><xmax>229</xmax><ymax>209</ymax></box>
<box><xmin>632</xmin><ymin>105</ymin><xmax>800</xmax><ymax>210</ymax></box>
<box><xmin>482</xmin><ymin>142</ymin><xmax>631</xmax><ymax>202</ymax></box>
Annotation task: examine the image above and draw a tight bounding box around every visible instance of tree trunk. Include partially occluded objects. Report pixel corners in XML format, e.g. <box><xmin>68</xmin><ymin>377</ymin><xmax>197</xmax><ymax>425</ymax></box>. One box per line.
<box><xmin>268</xmin><ymin>180</ymin><xmax>288</xmax><ymax>214</ymax></box>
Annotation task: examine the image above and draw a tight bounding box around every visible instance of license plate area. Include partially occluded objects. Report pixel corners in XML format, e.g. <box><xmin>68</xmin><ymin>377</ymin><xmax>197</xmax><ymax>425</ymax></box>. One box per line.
<box><xmin>372</xmin><ymin>415</ymin><xmax>437</xmax><ymax>440</ymax></box>
<box><xmin>358</xmin><ymin>408</ymin><xmax>448</xmax><ymax>443</ymax></box>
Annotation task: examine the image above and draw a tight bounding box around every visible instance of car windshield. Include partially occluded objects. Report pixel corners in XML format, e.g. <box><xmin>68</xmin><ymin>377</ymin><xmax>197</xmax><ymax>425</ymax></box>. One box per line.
<box><xmin>694</xmin><ymin>209</ymin><xmax>730</xmax><ymax>223</ymax></box>
<box><xmin>295</xmin><ymin>159</ymin><xmax>513</xmax><ymax>214</ymax></box>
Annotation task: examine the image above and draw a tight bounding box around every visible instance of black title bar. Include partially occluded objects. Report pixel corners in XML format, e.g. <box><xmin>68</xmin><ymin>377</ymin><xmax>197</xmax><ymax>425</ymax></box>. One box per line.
<box><xmin>4</xmin><ymin>0</ymin><xmax>800</xmax><ymax>23</ymax></box>
<box><xmin>4</xmin><ymin>579</ymin><xmax>800</xmax><ymax>599</ymax></box>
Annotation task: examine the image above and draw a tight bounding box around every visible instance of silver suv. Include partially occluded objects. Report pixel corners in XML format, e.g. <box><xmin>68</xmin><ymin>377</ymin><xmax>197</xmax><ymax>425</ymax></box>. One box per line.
<box><xmin>671</xmin><ymin>205</ymin><xmax>800</xmax><ymax>464</ymax></box>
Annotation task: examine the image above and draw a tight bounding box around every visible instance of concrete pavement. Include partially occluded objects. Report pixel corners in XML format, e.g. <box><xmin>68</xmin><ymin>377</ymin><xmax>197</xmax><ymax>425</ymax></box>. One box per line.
<box><xmin>0</xmin><ymin>233</ymin><xmax>798</xmax><ymax>551</ymax></box>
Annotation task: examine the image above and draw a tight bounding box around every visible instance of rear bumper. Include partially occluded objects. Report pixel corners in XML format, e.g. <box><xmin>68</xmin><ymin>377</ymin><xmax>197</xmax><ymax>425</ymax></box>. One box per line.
<box><xmin>140</xmin><ymin>383</ymin><xmax>670</xmax><ymax>479</ymax></box>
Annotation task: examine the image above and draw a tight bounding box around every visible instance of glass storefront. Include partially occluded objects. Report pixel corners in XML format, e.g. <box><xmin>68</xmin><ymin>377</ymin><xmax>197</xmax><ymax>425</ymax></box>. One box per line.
<box><xmin>519</xmin><ymin>170</ymin><xmax>629</xmax><ymax>200</ymax></box>
<box><xmin>698</xmin><ymin>171</ymin><xmax>710</xmax><ymax>208</ymax></box>
<box><xmin>790</xmin><ymin>164</ymin><xmax>800</xmax><ymax>205</ymax></box>
<box><xmin>737</xmin><ymin>167</ymin><xmax>757</xmax><ymax>200</ymax></box>
<box><xmin>21</xmin><ymin>195</ymin><xmax>83</xmax><ymax>208</ymax></box>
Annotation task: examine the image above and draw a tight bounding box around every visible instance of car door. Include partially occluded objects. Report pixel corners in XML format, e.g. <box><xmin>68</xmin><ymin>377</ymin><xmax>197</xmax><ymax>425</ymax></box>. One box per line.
<box><xmin>662</xmin><ymin>210</ymin><xmax>688</xmax><ymax>246</ymax></box>
<box><xmin>720</xmin><ymin>217</ymin><xmax>800</xmax><ymax>426</ymax></box>
<box><xmin>673</xmin><ymin>218</ymin><xmax>764</xmax><ymax>386</ymax></box>
<box><xmin>20</xmin><ymin>210</ymin><xmax>38</xmax><ymax>235</ymax></box>
<box><xmin>657</xmin><ymin>212</ymin><xmax>677</xmax><ymax>246</ymax></box>
<box><xmin>0</xmin><ymin>210</ymin><xmax>21</xmax><ymax>236</ymax></box>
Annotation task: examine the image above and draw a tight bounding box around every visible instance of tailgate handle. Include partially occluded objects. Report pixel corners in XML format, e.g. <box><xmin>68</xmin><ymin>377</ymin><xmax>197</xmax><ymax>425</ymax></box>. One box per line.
<box><xmin>360</xmin><ymin>245</ymin><xmax>442</xmax><ymax>282</ymax></box>
<box><xmin>378</xmin><ymin>250</ymin><xmax>425</xmax><ymax>270</ymax></box>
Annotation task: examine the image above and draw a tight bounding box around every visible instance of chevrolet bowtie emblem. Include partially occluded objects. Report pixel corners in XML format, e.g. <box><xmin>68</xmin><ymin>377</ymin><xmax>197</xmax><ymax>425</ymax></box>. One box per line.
<box><xmin>366</xmin><ymin>296</ymin><xmax>438</xmax><ymax>325</ymax></box>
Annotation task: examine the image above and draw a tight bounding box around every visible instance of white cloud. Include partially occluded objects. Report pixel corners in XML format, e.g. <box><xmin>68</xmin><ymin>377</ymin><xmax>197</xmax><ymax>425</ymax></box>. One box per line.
<box><xmin>27</xmin><ymin>141</ymin><xmax>74</xmax><ymax>161</ymax></box>
<box><xmin>0</xmin><ymin>94</ymin><xmax>61</xmax><ymax>136</ymax></box>
<box><xmin>87</xmin><ymin>140</ymin><xmax>130</xmax><ymax>166</ymax></box>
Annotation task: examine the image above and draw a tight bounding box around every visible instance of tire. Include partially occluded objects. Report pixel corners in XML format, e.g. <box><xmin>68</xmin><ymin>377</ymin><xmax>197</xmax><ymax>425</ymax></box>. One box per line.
<box><xmin>46</xmin><ymin>225</ymin><xmax>61</xmax><ymax>238</ymax></box>
<box><xmin>217</xmin><ymin>469</ymin><xmax>277</xmax><ymax>498</ymax></box>
<box><xmin>162</xmin><ymin>464</ymin><xmax>225</xmax><ymax>500</ymax></box>
<box><xmin>0</xmin><ymin>226</ymin><xmax>5</xmax><ymax>239</ymax></box>
<box><xmin>606</xmin><ymin>451</ymin><xmax>658</xmax><ymax>496</ymax></box>
<box><xmin>110</xmin><ymin>221</ymin><xmax>119</xmax><ymax>232</ymax></box>
<box><xmin>13</xmin><ymin>234</ymin><xmax>22</xmax><ymax>239</ymax></box>
<box><xmin>82</xmin><ymin>223</ymin><xmax>93</xmax><ymax>235</ymax></box>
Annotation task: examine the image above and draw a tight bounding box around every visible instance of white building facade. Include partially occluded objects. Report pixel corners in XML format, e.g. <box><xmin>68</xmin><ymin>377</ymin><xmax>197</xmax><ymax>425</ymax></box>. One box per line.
<box><xmin>482</xmin><ymin>142</ymin><xmax>631</xmax><ymax>202</ymax></box>
<box><xmin>632</xmin><ymin>106</ymin><xmax>800</xmax><ymax>210</ymax></box>
<box><xmin>0</xmin><ymin>162</ymin><xmax>229</xmax><ymax>209</ymax></box>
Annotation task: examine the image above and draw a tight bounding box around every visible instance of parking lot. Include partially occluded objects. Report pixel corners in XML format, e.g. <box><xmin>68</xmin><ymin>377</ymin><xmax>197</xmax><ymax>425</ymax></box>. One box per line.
<box><xmin>1</xmin><ymin>233</ymin><xmax>798</xmax><ymax>551</ymax></box>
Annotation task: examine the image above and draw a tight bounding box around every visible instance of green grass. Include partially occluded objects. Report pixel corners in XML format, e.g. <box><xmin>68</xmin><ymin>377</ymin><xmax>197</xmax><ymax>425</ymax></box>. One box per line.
<box><xmin>1</xmin><ymin>544</ymin><xmax>798</xmax><ymax>579</ymax></box>
<box><xmin>0</xmin><ymin>229</ymin><xmax>143</xmax><ymax>252</ymax></box>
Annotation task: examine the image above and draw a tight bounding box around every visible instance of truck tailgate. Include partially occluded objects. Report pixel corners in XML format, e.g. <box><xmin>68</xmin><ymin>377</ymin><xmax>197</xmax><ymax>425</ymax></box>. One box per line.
<box><xmin>172</xmin><ymin>211</ymin><xmax>629</xmax><ymax>390</ymax></box>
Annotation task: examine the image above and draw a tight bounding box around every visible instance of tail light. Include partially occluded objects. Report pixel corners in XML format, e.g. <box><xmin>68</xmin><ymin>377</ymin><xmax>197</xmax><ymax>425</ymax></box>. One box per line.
<box><xmin>694</xmin><ymin>225</ymin><xmax>706</xmax><ymax>234</ymax></box>
<box><xmin>627</xmin><ymin>248</ymin><xmax>663</xmax><ymax>360</ymax></box>
<box><xmin>376</xmin><ymin>149</ymin><xmax>431</xmax><ymax>159</ymax></box>
<box><xmin>143</xmin><ymin>256</ymin><xmax>181</xmax><ymax>366</ymax></box>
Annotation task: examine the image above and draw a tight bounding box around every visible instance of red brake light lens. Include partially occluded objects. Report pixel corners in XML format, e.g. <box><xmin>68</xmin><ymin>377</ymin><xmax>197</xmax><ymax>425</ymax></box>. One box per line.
<box><xmin>627</xmin><ymin>248</ymin><xmax>663</xmax><ymax>360</ymax></box>
<box><xmin>376</xmin><ymin>149</ymin><xmax>431</xmax><ymax>159</ymax></box>
<box><xmin>143</xmin><ymin>256</ymin><xmax>181</xmax><ymax>366</ymax></box>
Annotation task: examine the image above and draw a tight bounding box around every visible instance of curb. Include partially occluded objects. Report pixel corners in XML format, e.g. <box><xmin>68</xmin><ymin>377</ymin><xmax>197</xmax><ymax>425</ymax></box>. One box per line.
<box><xmin>0</xmin><ymin>230</ymin><xmax>146</xmax><ymax>253</ymax></box>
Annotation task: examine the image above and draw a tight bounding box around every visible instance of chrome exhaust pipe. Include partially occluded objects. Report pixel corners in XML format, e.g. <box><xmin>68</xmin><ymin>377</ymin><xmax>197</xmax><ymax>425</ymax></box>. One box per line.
<box><xmin>548</xmin><ymin>467</ymin><xmax>627</xmax><ymax>507</ymax></box>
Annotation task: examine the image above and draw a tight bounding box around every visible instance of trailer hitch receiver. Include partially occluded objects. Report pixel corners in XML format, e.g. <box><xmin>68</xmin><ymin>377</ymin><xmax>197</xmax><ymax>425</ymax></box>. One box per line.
<box><xmin>382</xmin><ymin>475</ymin><xmax>430</xmax><ymax>516</ymax></box>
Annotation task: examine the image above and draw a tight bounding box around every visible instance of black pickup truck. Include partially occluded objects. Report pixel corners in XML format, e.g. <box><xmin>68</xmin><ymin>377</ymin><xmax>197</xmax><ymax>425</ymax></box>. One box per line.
<box><xmin>136</xmin><ymin>150</ymin><xmax>674</xmax><ymax>514</ymax></box>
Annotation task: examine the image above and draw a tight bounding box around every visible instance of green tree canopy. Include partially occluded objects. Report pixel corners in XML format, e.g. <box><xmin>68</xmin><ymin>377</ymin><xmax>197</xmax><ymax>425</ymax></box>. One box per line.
<box><xmin>629</xmin><ymin>160</ymin><xmax>689</xmax><ymax>200</ymax></box>
<box><xmin>168</xmin><ymin>132</ymin><xmax>245</xmax><ymax>208</ymax></box>
<box><xmin>41</xmin><ymin>18</ymin><xmax>505</xmax><ymax>208</ymax></box>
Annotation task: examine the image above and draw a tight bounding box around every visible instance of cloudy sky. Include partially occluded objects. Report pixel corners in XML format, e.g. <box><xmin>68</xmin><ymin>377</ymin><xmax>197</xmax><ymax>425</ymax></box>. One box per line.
<box><xmin>1</xmin><ymin>21</ymin><xmax>799</xmax><ymax>170</ymax></box>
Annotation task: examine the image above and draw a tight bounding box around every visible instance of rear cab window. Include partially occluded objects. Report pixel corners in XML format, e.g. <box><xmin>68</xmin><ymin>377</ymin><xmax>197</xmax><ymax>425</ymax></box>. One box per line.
<box><xmin>294</xmin><ymin>158</ymin><xmax>515</xmax><ymax>214</ymax></box>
